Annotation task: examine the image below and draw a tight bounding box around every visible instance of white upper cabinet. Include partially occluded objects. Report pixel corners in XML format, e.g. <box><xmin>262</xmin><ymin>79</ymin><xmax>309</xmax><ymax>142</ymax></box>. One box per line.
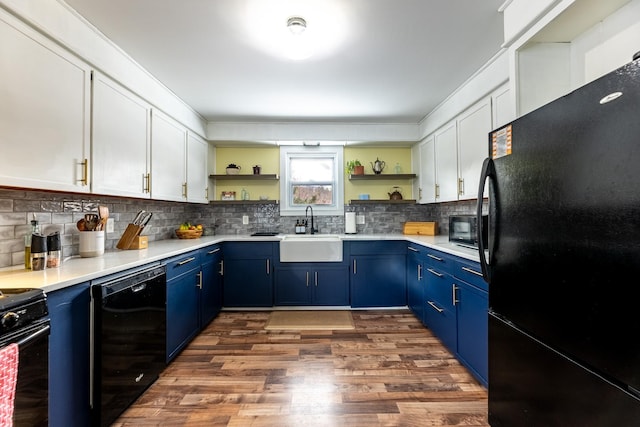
<box><xmin>91</xmin><ymin>72</ymin><xmax>151</xmax><ymax>198</ymax></box>
<box><xmin>414</xmin><ymin>135</ymin><xmax>436</xmax><ymax>204</ymax></box>
<box><xmin>457</xmin><ymin>98</ymin><xmax>492</xmax><ymax>200</ymax></box>
<box><xmin>0</xmin><ymin>11</ymin><xmax>91</xmax><ymax>193</ymax></box>
<box><xmin>433</xmin><ymin>121</ymin><xmax>458</xmax><ymax>203</ymax></box>
<box><xmin>150</xmin><ymin>110</ymin><xmax>187</xmax><ymax>202</ymax></box>
<box><xmin>186</xmin><ymin>132</ymin><xmax>209</xmax><ymax>203</ymax></box>
<box><xmin>491</xmin><ymin>83</ymin><xmax>514</xmax><ymax>130</ymax></box>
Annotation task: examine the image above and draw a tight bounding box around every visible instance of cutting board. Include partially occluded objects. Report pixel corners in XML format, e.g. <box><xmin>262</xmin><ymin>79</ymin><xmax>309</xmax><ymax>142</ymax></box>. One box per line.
<box><xmin>403</xmin><ymin>221</ymin><xmax>437</xmax><ymax>235</ymax></box>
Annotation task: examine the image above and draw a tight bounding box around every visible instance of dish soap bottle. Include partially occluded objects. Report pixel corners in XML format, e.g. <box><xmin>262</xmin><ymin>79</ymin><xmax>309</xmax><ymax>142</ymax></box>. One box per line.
<box><xmin>24</xmin><ymin>214</ymin><xmax>40</xmax><ymax>269</ymax></box>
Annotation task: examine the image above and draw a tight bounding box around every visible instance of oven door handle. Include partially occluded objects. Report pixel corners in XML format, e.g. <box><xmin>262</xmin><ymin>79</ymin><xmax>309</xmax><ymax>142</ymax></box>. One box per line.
<box><xmin>17</xmin><ymin>324</ymin><xmax>50</xmax><ymax>348</ymax></box>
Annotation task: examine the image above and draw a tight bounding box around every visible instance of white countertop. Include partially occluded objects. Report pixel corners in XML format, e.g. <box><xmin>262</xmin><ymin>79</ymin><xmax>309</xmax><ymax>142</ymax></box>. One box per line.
<box><xmin>0</xmin><ymin>234</ymin><xmax>481</xmax><ymax>293</ymax></box>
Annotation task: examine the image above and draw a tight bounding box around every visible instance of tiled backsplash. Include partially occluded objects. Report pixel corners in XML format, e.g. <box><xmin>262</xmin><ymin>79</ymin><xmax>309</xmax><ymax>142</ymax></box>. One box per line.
<box><xmin>0</xmin><ymin>187</ymin><xmax>483</xmax><ymax>268</ymax></box>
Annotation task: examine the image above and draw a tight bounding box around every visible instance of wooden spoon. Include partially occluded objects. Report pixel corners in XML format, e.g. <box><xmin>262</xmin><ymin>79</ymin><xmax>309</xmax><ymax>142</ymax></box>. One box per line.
<box><xmin>98</xmin><ymin>205</ymin><xmax>109</xmax><ymax>231</ymax></box>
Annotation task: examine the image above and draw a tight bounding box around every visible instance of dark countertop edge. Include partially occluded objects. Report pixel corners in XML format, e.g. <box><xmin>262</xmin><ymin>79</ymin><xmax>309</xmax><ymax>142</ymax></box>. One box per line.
<box><xmin>0</xmin><ymin>234</ymin><xmax>480</xmax><ymax>292</ymax></box>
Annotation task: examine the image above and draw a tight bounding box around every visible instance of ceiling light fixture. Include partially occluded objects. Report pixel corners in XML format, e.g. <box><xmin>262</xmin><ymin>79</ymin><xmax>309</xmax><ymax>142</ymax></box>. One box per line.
<box><xmin>287</xmin><ymin>16</ymin><xmax>307</xmax><ymax>35</ymax></box>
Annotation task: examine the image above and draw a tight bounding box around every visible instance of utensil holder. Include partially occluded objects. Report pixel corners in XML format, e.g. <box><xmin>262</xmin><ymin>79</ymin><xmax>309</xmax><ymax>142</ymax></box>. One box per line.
<box><xmin>79</xmin><ymin>230</ymin><xmax>105</xmax><ymax>257</ymax></box>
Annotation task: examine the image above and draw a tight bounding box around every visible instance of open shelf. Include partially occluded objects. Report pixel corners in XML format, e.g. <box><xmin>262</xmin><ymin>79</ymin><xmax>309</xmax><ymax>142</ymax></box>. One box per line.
<box><xmin>349</xmin><ymin>199</ymin><xmax>416</xmax><ymax>204</ymax></box>
<box><xmin>209</xmin><ymin>174</ymin><xmax>279</xmax><ymax>180</ymax></box>
<box><xmin>349</xmin><ymin>173</ymin><xmax>416</xmax><ymax>180</ymax></box>
<box><xmin>209</xmin><ymin>200</ymin><xmax>279</xmax><ymax>205</ymax></box>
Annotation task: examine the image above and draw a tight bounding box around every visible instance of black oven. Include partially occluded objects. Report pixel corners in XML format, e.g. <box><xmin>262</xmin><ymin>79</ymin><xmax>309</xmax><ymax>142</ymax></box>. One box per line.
<box><xmin>0</xmin><ymin>288</ymin><xmax>49</xmax><ymax>427</ymax></box>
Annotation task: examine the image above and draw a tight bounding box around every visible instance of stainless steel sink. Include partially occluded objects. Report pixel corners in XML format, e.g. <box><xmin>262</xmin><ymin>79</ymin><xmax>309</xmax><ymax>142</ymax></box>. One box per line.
<box><xmin>279</xmin><ymin>234</ymin><xmax>343</xmax><ymax>262</ymax></box>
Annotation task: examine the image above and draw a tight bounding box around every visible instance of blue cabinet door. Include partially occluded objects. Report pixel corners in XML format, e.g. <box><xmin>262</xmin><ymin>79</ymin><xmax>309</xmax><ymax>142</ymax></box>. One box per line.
<box><xmin>350</xmin><ymin>254</ymin><xmax>406</xmax><ymax>307</ymax></box>
<box><xmin>223</xmin><ymin>258</ymin><xmax>273</xmax><ymax>306</ymax></box>
<box><xmin>406</xmin><ymin>247</ymin><xmax>425</xmax><ymax>323</ymax></box>
<box><xmin>274</xmin><ymin>266</ymin><xmax>312</xmax><ymax>305</ymax></box>
<box><xmin>456</xmin><ymin>279</ymin><xmax>488</xmax><ymax>387</ymax></box>
<box><xmin>165</xmin><ymin>252</ymin><xmax>201</xmax><ymax>362</ymax></box>
<box><xmin>312</xmin><ymin>265</ymin><xmax>349</xmax><ymax>306</ymax></box>
<box><xmin>454</xmin><ymin>258</ymin><xmax>488</xmax><ymax>386</ymax></box>
<box><xmin>423</xmin><ymin>248</ymin><xmax>457</xmax><ymax>353</ymax></box>
<box><xmin>48</xmin><ymin>282</ymin><xmax>91</xmax><ymax>427</ymax></box>
<box><xmin>348</xmin><ymin>240</ymin><xmax>407</xmax><ymax>308</ymax></box>
<box><xmin>223</xmin><ymin>242</ymin><xmax>274</xmax><ymax>307</ymax></box>
<box><xmin>275</xmin><ymin>264</ymin><xmax>349</xmax><ymax>306</ymax></box>
<box><xmin>200</xmin><ymin>244</ymin><xmax>223</xmax><ymax>327</ymax></box>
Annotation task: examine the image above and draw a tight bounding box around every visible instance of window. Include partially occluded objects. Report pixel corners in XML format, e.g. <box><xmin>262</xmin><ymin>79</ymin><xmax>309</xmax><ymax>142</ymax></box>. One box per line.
<box><xmin>279</xmin><ymin>145</ymin><xmax>344</xmax><ymax>216</ymax></box>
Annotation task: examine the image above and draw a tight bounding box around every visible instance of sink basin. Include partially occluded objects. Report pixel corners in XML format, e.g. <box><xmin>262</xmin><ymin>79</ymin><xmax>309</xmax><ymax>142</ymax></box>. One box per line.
<box><xmin>279</xmin><ymin>234</ymin><xmax>343</xmax><ymax>262</ymax></box>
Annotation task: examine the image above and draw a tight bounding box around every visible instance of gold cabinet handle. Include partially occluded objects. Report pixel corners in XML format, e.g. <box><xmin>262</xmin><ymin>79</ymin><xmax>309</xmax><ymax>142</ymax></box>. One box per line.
<box><xmin>78</xmin><ymin>159</ymin><xmax>88</xmax><ymax>186</ymax></box>
<box><xmin>182</xmin><ymin>182</ymin><xmax>187</xmax><ymax>198</ymax></box>
<box><xmin>143</xmin><ymin>173</ymin><xmax>151</xmax><ymax>193</ymax></box>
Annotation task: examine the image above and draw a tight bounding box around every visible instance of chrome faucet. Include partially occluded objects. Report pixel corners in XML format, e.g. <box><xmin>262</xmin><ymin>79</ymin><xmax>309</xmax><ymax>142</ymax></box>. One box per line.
<box><xmin>305</xmin><ymin>205</ymin><xmax>316</xmax><ymax>234</ymax></box>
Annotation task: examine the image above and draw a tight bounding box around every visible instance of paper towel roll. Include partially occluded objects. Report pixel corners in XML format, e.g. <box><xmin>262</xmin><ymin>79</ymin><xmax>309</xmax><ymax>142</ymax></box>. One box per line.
<box><xmin>345</xmin><ymin>212</ymin><xmax>356</xmax><ymax>234</ymax></box>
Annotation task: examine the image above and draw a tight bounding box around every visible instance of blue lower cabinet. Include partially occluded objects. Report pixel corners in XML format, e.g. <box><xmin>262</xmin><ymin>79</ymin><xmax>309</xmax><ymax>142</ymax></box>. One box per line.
<box><xmin>48</xmin><ymin>282</ymin><xmax>91</xmax><ymax>427</ymax></box>
<box><xmin>165</xmin><ymin>251</ymin><xmax>201</xmax><ymax>363</ymax></box>
<box><xmin>348</xmin><ymin>241</ymin><xmax>407</xmax><ymax>308</ymax></box>
<box><xmin>222</xmin><ymin>242</ymin><xmax>274</xmax><ymax>307</ymax></box>
<box><xmin>274</xmin><ymin>264</ymin><xmax>349</xmax><ymax>306</ymax></box>
<box><xmin>453</xmin><ymin>258</ymin><xmax>488</xmax><ymax>387</ymax></box>
<box><xmin>200</xmin><ymin>244</ymin><xmax>223</xmax><ymax>327</ymax></box>
<box><xmin>424</xmin><ymin>269</ymin><xmax>457</xmax><ymax>352</ymax></box>
<box><xmin>406</xmin><ymin>245</ymin><xmax>426</xmax><ymax>323</ymax></box>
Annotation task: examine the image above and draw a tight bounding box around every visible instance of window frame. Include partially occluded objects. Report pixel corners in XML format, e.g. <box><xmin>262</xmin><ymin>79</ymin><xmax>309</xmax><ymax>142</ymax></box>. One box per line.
<box><xmin>279</xmin><ymin>145</ymin><xmax>344</xmax><ymax>217</ymax></box>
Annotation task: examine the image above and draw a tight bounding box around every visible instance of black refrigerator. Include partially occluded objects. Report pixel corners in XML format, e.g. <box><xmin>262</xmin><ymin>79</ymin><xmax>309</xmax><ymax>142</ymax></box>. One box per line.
<box><xmin>477</xmin><ymin>54</ymin><xmax>640</xmax><ymax>426</ymax></box>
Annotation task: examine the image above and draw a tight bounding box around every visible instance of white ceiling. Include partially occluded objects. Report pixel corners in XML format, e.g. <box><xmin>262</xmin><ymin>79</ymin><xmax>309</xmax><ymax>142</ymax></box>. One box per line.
<box><xmin>62</xmin><ymin>0</ymin><xmax>505</xmax><ymax>125</ymax></box>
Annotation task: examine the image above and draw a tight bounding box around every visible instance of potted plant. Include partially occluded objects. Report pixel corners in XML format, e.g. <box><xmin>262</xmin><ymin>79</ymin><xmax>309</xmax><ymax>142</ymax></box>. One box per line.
<box><xmin>346</xmin><ymin>160</ymin><xmax>364</xmax><ymax>176</ymax></box>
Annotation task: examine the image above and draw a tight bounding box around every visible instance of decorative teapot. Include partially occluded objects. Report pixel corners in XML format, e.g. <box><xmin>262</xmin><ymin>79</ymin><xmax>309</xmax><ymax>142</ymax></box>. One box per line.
<box><xmin>388</xmin><ymin>186</ymin><xmax>403</xmax><ymax>200</ymax></box>
<box><xmin>370</xmin><ymin>158</ymin><xmax>386</xmax><ymax>174</ymax></box>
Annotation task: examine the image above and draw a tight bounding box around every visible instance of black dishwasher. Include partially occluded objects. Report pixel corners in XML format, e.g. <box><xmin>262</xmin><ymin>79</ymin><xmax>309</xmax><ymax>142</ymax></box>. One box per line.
<box><xmin>90</xmin><ymin>264</ymin><xmax>166</xmax><ymax>427</ymax></box>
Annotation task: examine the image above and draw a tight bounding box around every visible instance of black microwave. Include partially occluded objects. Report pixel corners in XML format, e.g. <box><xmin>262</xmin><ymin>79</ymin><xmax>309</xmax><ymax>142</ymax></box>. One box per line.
<box><xmin>449</xmin><ymin>215</ymin><xmax>488</xmax><ymax>249</ymax></box>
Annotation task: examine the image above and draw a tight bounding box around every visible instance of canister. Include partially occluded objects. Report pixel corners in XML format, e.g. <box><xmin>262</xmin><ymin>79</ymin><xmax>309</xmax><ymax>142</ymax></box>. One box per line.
<box><xmin>30</xmin><ymin>233</ymin><xmax>47</xmax><ymax>270</ymax></box>
<box><xmin>47</xmin><ymin>232</ymin><xmax>61</xmax><ymax>268</ymax></box>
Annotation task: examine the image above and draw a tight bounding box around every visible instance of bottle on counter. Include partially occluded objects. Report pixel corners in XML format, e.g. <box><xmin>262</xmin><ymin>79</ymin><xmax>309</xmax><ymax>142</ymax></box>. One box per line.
<box><xmin>24</xmin><ymin>215</ymin><xmax>40</xmax><ymax>269</ymax></box>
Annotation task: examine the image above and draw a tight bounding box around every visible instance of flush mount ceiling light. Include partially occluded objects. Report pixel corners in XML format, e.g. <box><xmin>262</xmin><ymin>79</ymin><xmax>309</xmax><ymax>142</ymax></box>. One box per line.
<box><xmin>287</xmin><ymin>16</ymin><xmax>307</xmax><ymax>35</ymax></box>
<box><xmin>244</xmin><ymin>1</ymin><xmax>349</xmax><ymax>61</ymax></box>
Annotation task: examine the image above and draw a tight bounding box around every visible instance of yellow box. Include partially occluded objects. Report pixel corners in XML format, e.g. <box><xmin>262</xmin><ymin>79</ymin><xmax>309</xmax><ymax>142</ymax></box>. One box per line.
<box><xmin>403</xmin><ymin>222</ymin><xmax>437</xmax><ymax>235</ymax></box>
<box><xmin>128</xmin><ymin>235</ymin><xmax>148</xmax><ymax>249</ymax></box>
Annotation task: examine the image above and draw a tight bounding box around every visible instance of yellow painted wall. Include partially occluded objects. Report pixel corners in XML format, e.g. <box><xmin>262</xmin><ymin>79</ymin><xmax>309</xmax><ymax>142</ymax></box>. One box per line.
<box><xmin>344</xmin><ymin>146</ymin><xmax>413</xmax><ymax>202</ymax></box>
<box><xmin>212</xmin><ymin>145</ymin><xmax>414</xmax><ymax>202</ymax></box>
<box><xmin>213</xmin><ymin>147</ymin><xmax>280</xmax><ymax>201</ymax></box>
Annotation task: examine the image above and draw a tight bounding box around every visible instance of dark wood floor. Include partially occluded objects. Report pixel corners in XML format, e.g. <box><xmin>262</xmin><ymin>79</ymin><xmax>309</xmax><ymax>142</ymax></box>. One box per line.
<box><xmin>114</xmin><ymin>309</ymin><xmax>489</xmax><ymax>426</ymax></box>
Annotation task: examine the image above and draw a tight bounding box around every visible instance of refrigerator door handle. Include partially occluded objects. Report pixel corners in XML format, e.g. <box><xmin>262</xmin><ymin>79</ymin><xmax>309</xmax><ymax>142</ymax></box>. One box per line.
<box><xmin>477</xmin><ymin>157</ymin><xmax>495</xmax><ymax>284</ymax></box>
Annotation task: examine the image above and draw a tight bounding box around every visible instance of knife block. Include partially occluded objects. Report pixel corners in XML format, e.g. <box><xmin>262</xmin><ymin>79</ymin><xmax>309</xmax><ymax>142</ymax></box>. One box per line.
<box><xmin>116</xmin><ymin>223</ymin><xmax>143</xmax><ymax>249</ymax></box>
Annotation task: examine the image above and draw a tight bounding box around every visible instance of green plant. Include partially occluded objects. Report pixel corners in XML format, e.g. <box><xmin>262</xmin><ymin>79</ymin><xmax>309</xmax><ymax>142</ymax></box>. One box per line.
<box><xmin>345</xmin><ymin>159</ymin><xmax>362</xmax><ymax>175</ymax></box>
